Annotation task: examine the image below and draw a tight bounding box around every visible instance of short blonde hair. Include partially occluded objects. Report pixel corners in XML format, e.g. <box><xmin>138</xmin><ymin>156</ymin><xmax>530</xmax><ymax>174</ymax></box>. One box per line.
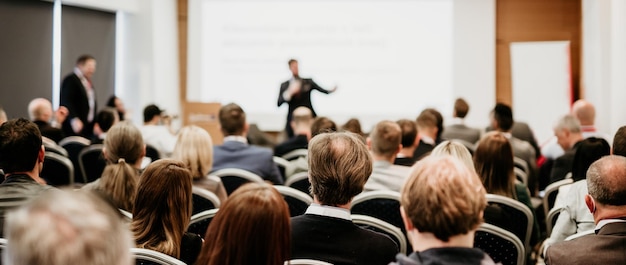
<box><xmin>431</xmin><ymin>140</ymin><xmax>474</xmax><ymax>171</ymax></box>
<box><xmin>402</xmin><ymin>155</ymin><xmax>486</xmax><ymax>242</ymax></box>
<box><xmin>172</xmin><ymin>125</ymin><xmax>213</xmax><ymax>178</ymax></box>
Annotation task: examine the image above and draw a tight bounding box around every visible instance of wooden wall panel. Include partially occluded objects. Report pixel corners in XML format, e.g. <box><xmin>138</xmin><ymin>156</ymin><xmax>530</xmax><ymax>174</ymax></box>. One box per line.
<box><xmin>496</xmin><ymin>0</ymin><xmax>581</xmax><ymax>106</ymax></box>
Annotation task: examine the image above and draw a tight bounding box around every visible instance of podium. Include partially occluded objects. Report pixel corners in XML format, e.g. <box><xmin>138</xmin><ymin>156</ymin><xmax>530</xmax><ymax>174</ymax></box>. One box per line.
<box><xmin>182</xmin><ymin>102</ymin><xmax>223</xmax><ymax>144</ymax></box>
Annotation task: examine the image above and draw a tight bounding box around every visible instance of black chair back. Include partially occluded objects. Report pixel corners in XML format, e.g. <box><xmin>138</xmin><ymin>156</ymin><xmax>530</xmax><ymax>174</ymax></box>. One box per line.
<box><xmin>41</xmin><ymin>152</ymin><xmax>74</xmax><ymax>187</ymax></box>
<box><xmin>145</xmin><ymin>144</ymin><xmax>160</xmax><ymax>162</ymax></box>
<box><xmin>191</xmin><ymin>187</ymin><xmax>220</xmax><ymax>215</ymax></box>
<box><xmin>274</xmin><ymin>186</ymin><xmax>312</xmax><ymax>217</ymax></box>
<box><xmin>78</xmin><ymin>144</ymin><xmax>106</xmax><ymax>183</ymax></box>
<box><xmin>474</xmin><ymin>223</ymin><xmax>525</xmax><ymax>265</ymax></box>
<box><xmin>187</xmin><ymin>209</ymin><xmax>218</xmax><ymax>238</ymax></box>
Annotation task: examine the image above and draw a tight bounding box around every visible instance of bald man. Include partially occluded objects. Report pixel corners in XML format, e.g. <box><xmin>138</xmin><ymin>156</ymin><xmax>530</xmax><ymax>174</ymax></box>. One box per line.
<box><xmin>28</xmin><ymin>98</ymin><xmax>68</xmax><ymax>143</ymax></box>
<box><xmin>273</xmin><ymin>106</ymin><xmax>314</xmax><ymax>158</ymax></box>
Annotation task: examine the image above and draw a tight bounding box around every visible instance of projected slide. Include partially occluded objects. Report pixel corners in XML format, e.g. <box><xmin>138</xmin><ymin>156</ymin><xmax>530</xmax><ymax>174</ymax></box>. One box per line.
<box><xmin>189</xmin><ymin>0</ymin><xmax>453</xmax><ymax>131</ymax></box>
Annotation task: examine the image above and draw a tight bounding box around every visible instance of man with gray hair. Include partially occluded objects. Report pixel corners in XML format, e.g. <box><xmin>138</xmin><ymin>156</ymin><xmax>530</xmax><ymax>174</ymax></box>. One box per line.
<box><xmin>546</xmin><ymin>155</ymin><xmax>626</xmax><ymax>264</ymax></box>
<box><xmin>549</xmin><ymin>114</ymin><xmax>584</xmax><ymax>184</ymax></box>
<box><xmin>4</xmin><ymin>189</ymin><xmax>134</xmax><ymax>265</ymax></box>
<box><xmin>28</xmin><ymin>98</ymin><xmax>68</xmax><ymax>143</ymax></box>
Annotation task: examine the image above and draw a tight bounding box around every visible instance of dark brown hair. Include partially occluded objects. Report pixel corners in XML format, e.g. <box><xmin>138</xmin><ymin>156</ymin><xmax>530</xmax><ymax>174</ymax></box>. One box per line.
<box><xmin>474</xmin><ymin>132</ymin><xmax>515</xmax><ymax>198</ymax></box>
<box><xmin>219</xmin><ymin>103</ymin><xmax>246</xmax><ymax>136</ymax></box>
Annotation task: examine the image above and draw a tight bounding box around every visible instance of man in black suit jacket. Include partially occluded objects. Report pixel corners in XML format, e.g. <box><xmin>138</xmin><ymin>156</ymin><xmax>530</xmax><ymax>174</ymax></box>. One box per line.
<box><xmin>274</xmin><ymin>106</ymin><xmax>313</xmax><ymax>157</ymax></box>
<box><xmin>60</xmin><ymin>55</ymin><xmax>97</xmax><ymax>138</ymax></box>
<box><xmin>546</xmin><ymin>156</ymin><xmax>626</xmax><ymax>265</ymax></box>
<box><xmin>27</xmin><ymin>98</ymin><xmax>68</xmax><ymax>143</ymax></box>
<box><xmin>291</xmin><ymin>132</ymin><xmax>398</xmax><ymax>265</ymax></box>
<box><xmin>277</xmin><ymin>59</ymin><xmax>336</xmax><ymax>138</ymax></box>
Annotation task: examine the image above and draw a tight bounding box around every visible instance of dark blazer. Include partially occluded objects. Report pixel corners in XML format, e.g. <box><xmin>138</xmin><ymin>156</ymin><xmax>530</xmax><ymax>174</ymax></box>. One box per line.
<box><xmin>34</xmin><ymin>120</ymin><xmax>65</xmax><ymax>143</ymax></box>
<box><xmin>60</xmin><ymin>73</ymin><xmax>95</xmax><ymax>137</ymax></box>
<box><xmin>277</xmin><ymin>78</ymin><xmax>331</xmax><ymax>137</ymax></box>
<box><xmin>291</xmin><ymin>214</ymin><xmax>398</xmax><ymax>265</ymax></box>
<box><xmin>274</xmin><ymin>134</ymin><xmax>308</xmax><ymax>158</ymax></box>
<box><xmin>413</xmin><ymin>139</ymin><xmax>434</xmax><ymax>161</ymax></box>
<box><xmin>442</xmin><ymin>124</ymin><xmax>481</xmax><ymax>144</ymax></box>
<box><xmin>549</xmin><ymin>140</ymin><xmax>583</xmax><ymax>184</ymax></box>
<box><xmin>546</xmin><ymin>222</ymin><xmax>626</xmax><ymax>265</ymax></box>
<box><xmin>211</xmin><ymin>141</ymin><xmax>283</xmax><ymax>184</ymax></box>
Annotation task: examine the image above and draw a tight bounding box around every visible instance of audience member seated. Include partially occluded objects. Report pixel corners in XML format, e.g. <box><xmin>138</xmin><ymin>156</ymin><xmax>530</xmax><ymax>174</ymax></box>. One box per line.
<box><xmin>291</xmin><ymin>132</ymin><xmax>398</xmax><ymax>264</ymax></box>
<box><xmin>391</xmin><ymin>156</ymin><xmax>496</xmax><ymax>265</ymax></box>
<box><xmin>311</xmin><ymin>116</ymin><xmax>337</xmax><ymax>136</ymax></box>
<box><xmin>475</xmin><ymin>131</ymin><xmax>539</xmax><ymax>246</ymax></box>
<box><xmin>545</xmin><ymin>156</ymin><xmax>626</xmax><ymax>264</ymax></box>
<box><xmin>91</xmin><ymin>107</ymin><xmax>119</xmax><ymax>144</ymax></box>
<box><xmin>140</xmin><ymin>104</ymin><xmax>177</xmax><ymax>158</ymax></box>
<box><xmin>172</xmin><ymin>125</ymin><xmax>227</xmax><ymax>202</ymax></box>
<box><xmin>364</xmin><ymin>120</ymin><xmax>410</xmax><ymax>192</ymax></box>
<box><xmin>4</xmin><ymin>189</ymin><xmax>133</xmax><ymax>265</ymax></box>
<box><xmin>132</xmin><ymin>159</ymin><xmax>202</xmax><ymax>265</ymax></box>
<box><xmin>106</xmin><ymin>95</ymin><xmax>128</xmax><ymax>121</ymax></box>
<box><xmin>612</xmin><ymin>125</ymin><xmax>626</xmax><ymax>156</ymax></box>
<box><xmin>211</xmin><ymin>103</ymin><xmax>283</xmax><ymax>184</ymax></box>
<box><xmin>274</xmin><ymin>106</ymin><xmax>314</xmax><ymax>157</ymax></box>
<box><xmin>442</xmin><ymin>98</ymin><xmax>481</xmax><ymax>144</ymax></box>
<box><xmin>413</xmin><ymin>110</ymin><xmax>438</xmax><ymax>160</ymax></box>
<box><xmin>0</xmin><ymin>118</ymin><xmax>53</xmax><ymax>236</ymax></box>
<box><xmin>430</xmin><ymin>140</ymin><xmax>475</xmax><ymax>171</ymax></box>
<box><xmin>341</xmin><ymin>118</ymin><xmax>367</xmax><ymax>142</ymax></box>
<box><xmin>394</xmin><ymin>119</ymin><xmax>418</xmax><ymax>167</ymax></box>
<box><xmin>82</xmin><ymin>122</ymin><xmax>145</xmax><ymax>211</ymax></box>
<box><xmin>196</xmin><ymin>183</ymin><xmax>290</xmax><ymax>265</ymax></box>
<box><xmin>423</xmin><ymin>108</ymin><xmax>445</xmax><ymax>144</ymax></box>
<box><xmin>490</xmin><ymin>103</ymin><xmax>538</xmax><ymax>195</ymax></box>
<box><xmin>549</xmin><ymin>114</ymin><xmax>584</xmax><ymax>184</ymax></box>
<box><xmin>28</xmin><ymin>98</ymin><xmax>68</xmax><ymax>143</ymax></box>
<box><xmin>545</xmin><ymin>137</ymin><xmax>610</xmax><ymax>250</ymax></box>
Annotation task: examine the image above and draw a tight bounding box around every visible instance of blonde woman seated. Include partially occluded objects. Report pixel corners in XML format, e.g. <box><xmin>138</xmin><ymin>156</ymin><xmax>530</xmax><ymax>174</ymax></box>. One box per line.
<box><xmin>132</xmin><ymin>159</ymin><xmax>202</xmax><ymax>264</ymax></box>
<box><xmin>430</xmin><ymin>140</ymin><xmax>474</xmax><ymax>171</ymax></box>
<box><xmin>82</xmin><ymin>121</ymin><xmax>144</xmax><ymax>212</ymax></box>
<box><xmin>196</xmin><ymin>182</ymin><xmax>290</xmax><ymax>265</ymax></box>
<box><xmin>172</xmin><ymin>125</ymin><xmax>227</xmax><ymax>202</ymax></box>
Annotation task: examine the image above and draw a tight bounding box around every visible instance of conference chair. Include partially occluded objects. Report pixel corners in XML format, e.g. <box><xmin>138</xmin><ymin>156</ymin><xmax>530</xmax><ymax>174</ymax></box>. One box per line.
<box><xmin>274</xmin><ymin>185</ymin><xmax>313</xmax><ymax>217</ymax></box>
<box><xmin>542</xmin><ymin>178</ymin><xmax>573</xmax><ymax>218</ymax></box>
<box><xmin>286</xmin><ymin>259</ymin><xmax>333</xmax><ymax>265</ymax></box>
<box><xmin>187</xmin><ymin>209</ymin><xmax>219</xmax><ymax>238</ymax></box>
<box><xmin>513</xmin><ymin>156</ymin><xmax>530</xmax><ymax>175</ymax></box>
<box><xmin>514</xmin><ymin>167</ymin><xmax>528</xmax><ymax>186</ymax></box>
<box><xmin>191</xmin><ymin>186</ymin><xmax>221</xmax><ymax>215</ymax></box>
<box><xmin>41</xmin><ymin>152</ymin><xmax>74</xmax><ymax>187</ymax></box>
<box><xmin>131</xmin><ymin>248</ymin><xmax>186</xmax><ymax>265</ymax></box>
<box><xmin>144</xmin><ymin>144</ymin><xmax>160</xmax><ymax>163</ymax></box>
<box><xmin>285</xmin><ymin>171</ymin><xmax>310</xmax><ymax>195</ymax></box>
<box><xmin>42</xmin><ymin>139</ymin><xmax>69</xmax><ymax>157</ymax></box>
<box><xmin>78</xmin><ymin>144</ymin><xmax>105</xmax><ymax>183</ymax></box>
<box><xmin>484</xmin><ymin>194</ymin><xmax>533</xmax><ymax>255</ymax></box>
<box><xmin>273</xmin><ymin>156</ymin><xmax>293</xmax><ymax>180</ymax></box>
<box><xmin>119</xmin><ymin>208</ymin><xmax>133</xmax><ymax>223</ymax></box>
<box><xmin>351</xmin><ymin>214</ymin><xmax>407</xmax><ymax>255</ymax></box>
<box><xmin>210</xmin><ymin>168</ymin><xmax>264</xmax><ymax>195</ymax></box>
<box><xmin>281</xmin><ymin>148</ymin><xmax>308</xmax><ymax>161</ymax></box>
<box><xmin>474</xmin><ymin>223</ymin><xmax>525</xmax><ymax>265</ymax></box>
<box><xmin>545</xmin><ymin>207</ymin><xmax>563</xmax><ymax>236</ymax></box>
<box><xmin>59</xmin><ymin>136</ymin><xmax>91</xmax><ymax>184</ymax></box>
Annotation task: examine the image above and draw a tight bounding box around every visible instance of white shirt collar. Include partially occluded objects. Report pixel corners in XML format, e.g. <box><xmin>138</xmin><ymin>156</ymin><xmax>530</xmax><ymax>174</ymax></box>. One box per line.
<box><xmin>305</xmin><ymin>203</ymin><xmax>351</xmax><ymax>221</ymax></box>
<box><xmin>421</xmin><ymin>135</ymin><xmax>435</xmax><ymax>145</ymax></box>
<box><xmin>223</xmin><ymin>135</ymin><xmax>248</xmax><ymax>144</ymax></box>
<box><xmin>451</xmin><ymin>117</ymin><xmax>464</xmax><ymax>125</ymax></box>
<box><xmin>595</xmin><ymin>219</ymin><xmax>626</xmax><ymax>232</ymax></box>
<box><xmin>73</xmin><ymin>67</ymin><xmax>85</xmax><ymax>80</ymax></box>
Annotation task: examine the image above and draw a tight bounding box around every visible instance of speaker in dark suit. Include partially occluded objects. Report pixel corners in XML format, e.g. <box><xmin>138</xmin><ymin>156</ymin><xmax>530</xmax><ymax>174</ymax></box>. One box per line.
<box><xmin>60</xmin><ymin>55</ymin><xmax>97</xmax><ymax>138</ymax></box>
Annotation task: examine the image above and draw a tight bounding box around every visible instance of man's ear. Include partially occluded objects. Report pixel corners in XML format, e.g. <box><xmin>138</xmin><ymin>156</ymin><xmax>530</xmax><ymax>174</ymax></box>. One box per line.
<box><xmin>585</xmin><ymin>194</ymin><xmax>595</xmax><ymax>214</ymax></box>
<box><xmin>102</xmin><ymin>147</ymin><xmax>108</xmax><ymax>160</ymax></box>
<box><xmin>366</xmin><ymin>137</ymin><xmax>373</xmax><ymax>150</ymax></box>
<box><xmin>38</xmin><ymin>145</ymin><xmax>45</xmax><ymax>162</ymax></box>
<box><xmin>400</xmin><ymin>206</ymin><xmax>414</xmax><ymax>232</ymax></box>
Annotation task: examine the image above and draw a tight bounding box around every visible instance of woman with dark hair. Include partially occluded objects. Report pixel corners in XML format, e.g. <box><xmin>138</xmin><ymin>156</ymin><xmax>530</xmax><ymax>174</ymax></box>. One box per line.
<box><xmin>132</xmin><ymin>159</ymin><xmax>202</xmax><ymax>264</ymax></box>
<box><xmin>546</xmin><ymin>137</ymin><xmax>610</xmax><ymax>248</ymax></box>
<box><xmin>106</xmin><ymin>95</ymin><xmax>127</xmax><ymax>121</ymax></box>
<box><xmin>195</xmin><ymin>182</ymin><xmax>290</xmax><ymax>265</ymax></box>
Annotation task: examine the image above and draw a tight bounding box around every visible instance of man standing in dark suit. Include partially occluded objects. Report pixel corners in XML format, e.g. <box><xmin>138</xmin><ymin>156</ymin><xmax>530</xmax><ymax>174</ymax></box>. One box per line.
<box><xmin>546</xmin><ymin>155</ymin><xmax>626</xmax><ymax>265</ymax></box>
<box><xmin>277</xmin><ymin>59</ymin><xmax>336</xmax><ymax>138</ymax></box>
<box><xmin>291</xmin><ymin>131</ymin><xmax>398</xmax><ymax>265</ymax></box>
<box><xmin>60</xmin><ymin>55</ymin><xmax>97</xmax><ymax>138</ymax></box>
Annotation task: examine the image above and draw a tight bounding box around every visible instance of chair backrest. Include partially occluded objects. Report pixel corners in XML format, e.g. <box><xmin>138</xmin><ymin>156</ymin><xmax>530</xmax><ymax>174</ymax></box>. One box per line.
<box><xmin>351</xmin><ymin>214</ymin><xmax>407</xmax><ymax>255</ymax></box>
<box><xmin>41</xmin><ymin>152</ymin><xmax>74</xmax><ymax>187</ymax></box>
<box><xmin>78</xmin><ymin>144</ymin><xmax>106</xmax><ymax>183</ymax></box>
<box><xmin>286</xmin><ymin>259</ymin><xmax>333</xmax><ymax>265</ymax></box>
<box><xmin>210</xmin><ymin>168</ymin><xmax>264</xmax><ymax>195</ymax></box>
<box><xmin>187</xmin><ymin>208</ymin><xmax>219</xmax><ymax>237</ymax></box>
<box><xmin>545</xmin><ymin>206</ymin><xmax>563</xmax><ymax>236</ymax></box>
<box><xmin>474</xmin><ymin>223</ymin><xmax>525</xmax><ymax>265</ymax></box>
<box><xmin>542</xmin><ymin>178</ymin><xmax>573</xmax><ymax>218</ymax></box>
<box><xmin>191</xmin><ymin>186</ymin><xmax>221</xmax><ymax>215</ymax></box>
<box><xmin>144</xmin><ymin>144</ymin><xmax>161</xmax><ymax>162</ymax></box>
<box><xmin>43</xmin><ymin>141</ymin><xmax>69</xmax><ymax>157</ymax></box>
<box><xmin>564</xmin><ymin>229</ymin><xmax>594</xmax><ymax>241</ymax></box>
<box><xmin>513</xmin><ymin>156</ymin><xmax>530</xmax><ymax>175</ymax></box>
<box><xmin>119</xmin><ymin>208</ymin><xmax>133</xmax><ymax>222</ymax></box>
<box><xmin>273</xmin><ymin>185</ymin><xmax>313</xmax><ymax>217</ymax></box>
<box><xmin>285</xmin><ymin>171</ymin><xmax>310</xmax><ymax>194</ymax></box>
<box><xmin>281</xmin><ymin>148</ymin><xmax>308</xmax><ymax>161</ymax></box>
<box><xmin>483</xmin><ymin>194</ymin><xmax>533</xmax><ymax>254</ymax></box>
<box><xmin>59</xmin><ymin>136</ymin><xmax>90</xmax><ymax>183</ymax></box>
<box><xmin>130</xmin><ymin>248</ymin><xmax>186</xmax><ymax>265</ymax></box>
<box><xmin>273</xmin><ymin>156</ymin><xmax>293</xmax><ymax>180</ymax></box>
<box><xmin>514</xmin><ymin>167</ymin><xmax>528</xmax><ymax>186</ymax></box>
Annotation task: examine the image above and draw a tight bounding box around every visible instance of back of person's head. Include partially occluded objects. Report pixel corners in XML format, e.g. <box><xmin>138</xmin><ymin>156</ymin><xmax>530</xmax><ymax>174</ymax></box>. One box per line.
<box><xmin>397</xmin><ymin>119</ymin><xmax>417</xmax><ymax>148</ymax></box>
<box><xmin>0</xmin><ymin>118</ymin><xmax>42</xmax><ymax>174</ymax></box>
<box><xmin>369</xmin><ymin>120</ymin><xmax>401</xmax><ymax>158</ymax></box>
<box><xmin>422</xmin><ymin>108</ymin><xmax>444</xmax><ymax>140</ymax></box>
<box><xmin>100</xmin><ymin>121</ymin><xmax>144</xmax><ymax>211</ymax></box>
<box><xmin>587</xmin><ymin>155</ymin><xmax>626</xmax><ymax>206</ymax></box>
<box><xmin>76</xmin><ymin>54</ymin><xmax>96</xmax><ymax>65</ymax></box>
<box><xmin>474</xmin><ymin>131</ymin><xmax>515</xmax><ymax>198</ymax></box>
<box><xmin>416</xmin><ymin>110</ymin><xmax>437</xmax><ymax>131</ymax></box>
<box><xmin>4</xmin><ymin>189</ymin><xmax>133</xmax><ymax>265</ymax></box>
<box><xmin>96</xmin><ymin>107</ymin><xmax>119</xmax><ymax>133</ymax></box>
<box><xmin>292</xmin><ymin>107</ymin><xmax>313</xmax><ymax>126</ymax></box>
<box><xmin>492</xmin><ymin>103</ymin><xmax>514</xmax><ymax>131</ymax></box>
<box><xmin>612</xmin><ymin>126</ymin><xmax>626</xmax><ymax>156</ymax></box>
<box><xmin>219</xmin><ymin>103</ymin><xmax>246</xmax><ymax>136</ymax></box>
<box><xmin>172</xmin><ymin>125</ymin><xmax>213</xmax><ymax>179</ymax></box>
<box><xmin>196</xmin><ymin>183</ymin><xmax>290</xmax><ymax>265</ymax></box>
<box><xmin>308</xmin><ymin>132</ymin><xmax>372</xmax><ymax>206</ymax></box>
<box><xmin>143</xmin><ymin>104</ymin><xmax>163</xmax><ymax>123</ymax></box>
<box><xmin>132</xmin><ymin>159</ymin><xmax>193</xmax><ymax>259</ymax></box>
<box><xmin>106</xmin><ymin>95</ymin><xmax>125</xmax><ymax>121</ymax></box>
<box><xmin>571</xmin><ymin>137</ymin><xmax>610</xmax><ymax>182</ymax></box>
<box><xmin>341</xmin><ymin>118</ymin><xmax>365</xmax><ymax>135</ymax></box>
<box><xmin>311</xmin><ymin>116</ymin><xmax>337</xmax><ymax>138</ymax></box>
<box><xmin>431</xmin><ymin>140</ymin><xmax>474</xmax><ymax>171</ymax></box>
<box><xmin>553</xmin><ymin>114</ymin><xmax>582</xmax><ymax>133</ymax></box>
<box><xmin>27</xmin><ymin>98</ymin><xmax>52</xmax><ymax>121</ymax></box>
<box><xmin>401</xmin><ymin>156</ymin><xmax>486</xmax><ymax>242</ymax></box>
<box><xmin>571</xmin><ymin>99</ymin><xmax>596</xmax><ymax>126</ymax></box>
<box><xmin>454</xmin><ymin>98</ymin><xmax>470</xmax><ymax>118</ymax></box>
